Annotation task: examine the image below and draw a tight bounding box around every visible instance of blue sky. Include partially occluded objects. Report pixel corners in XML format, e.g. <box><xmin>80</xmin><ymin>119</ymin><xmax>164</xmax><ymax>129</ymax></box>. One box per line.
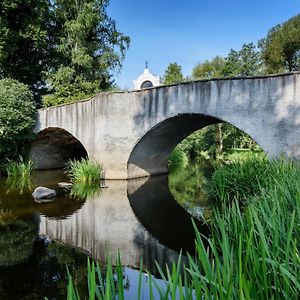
<box><xmin>108</xmin><ymin>0</ymin><xmax>300</xmax><ymax>89</ymax></box>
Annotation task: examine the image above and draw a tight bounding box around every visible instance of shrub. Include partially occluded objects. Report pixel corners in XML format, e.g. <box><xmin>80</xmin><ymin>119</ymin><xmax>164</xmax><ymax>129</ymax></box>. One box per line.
<box><xmin>0</xmin><ymin>78</ymin><xmax>35</xmax><ymax>163</ymax></box>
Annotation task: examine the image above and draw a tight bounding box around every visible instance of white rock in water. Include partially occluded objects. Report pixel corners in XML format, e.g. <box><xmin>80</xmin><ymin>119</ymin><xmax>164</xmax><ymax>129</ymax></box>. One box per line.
<box><xmin>57</xmin><ymin>182</ymin><xmax>73</xmax><ymax>189</ymax></box>
<box><xmin>32</xmin><ymin>187</ymin><xmax>57</xmax><ymax>199</ymax></box>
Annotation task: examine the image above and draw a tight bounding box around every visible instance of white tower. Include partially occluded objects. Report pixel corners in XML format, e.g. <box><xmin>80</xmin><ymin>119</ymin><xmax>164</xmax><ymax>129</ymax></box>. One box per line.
<box><xmin>133</xmin><ymin>62</ymin><xmax>161</xmax><ymax>90</ymax></box>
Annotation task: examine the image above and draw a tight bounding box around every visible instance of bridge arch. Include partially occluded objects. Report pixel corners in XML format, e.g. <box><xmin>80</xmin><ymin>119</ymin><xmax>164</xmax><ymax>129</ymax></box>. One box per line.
<box><xmin>29</xmin><ymin>127</ymin><xmax>88</xmax><ymax>169</ymax></box>
<box><xmin>35</xmin><ymin>73</ymin><xmax>300</xmax><ymax>179</ymax></box>
<box><xmin>127</xmin><ymin>113</ymin><xmax>262</xmax><ymax>178</ymax></box>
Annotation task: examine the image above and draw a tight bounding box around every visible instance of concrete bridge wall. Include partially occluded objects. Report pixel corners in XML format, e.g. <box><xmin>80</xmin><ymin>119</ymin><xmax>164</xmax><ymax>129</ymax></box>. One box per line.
<box><xmin>32</xmin><ymin>73</ymin><xmax>300</xmax><ymax>179</ymax></box>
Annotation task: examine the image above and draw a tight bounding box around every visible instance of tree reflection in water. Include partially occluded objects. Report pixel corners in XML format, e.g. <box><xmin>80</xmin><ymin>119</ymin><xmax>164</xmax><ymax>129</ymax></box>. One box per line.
<box><xmin>168</xmin><ymin>159</ymin><xmax>214</xmax><ymax>220</ymax></box>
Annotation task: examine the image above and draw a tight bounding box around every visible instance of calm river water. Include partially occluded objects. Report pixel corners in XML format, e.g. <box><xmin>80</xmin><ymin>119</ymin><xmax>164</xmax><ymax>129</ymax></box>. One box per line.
<box><xmin>0</xmin><ymin>162</ymin><xmax>212</xmax><ymax>299</ymax></box>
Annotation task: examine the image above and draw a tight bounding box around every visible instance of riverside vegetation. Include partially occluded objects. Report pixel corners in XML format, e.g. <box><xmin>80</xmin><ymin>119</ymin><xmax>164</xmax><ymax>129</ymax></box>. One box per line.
<box><xmin>1</xmin><ymin>6</ymin><xmax>300</xmax><ymax>299</ymax></box>
<box><xmin>1</xmin><ymin>157</ymin><xmax>103</xmax><ymax>197</ymax></box>
<box><xmin>4</xmin><ymin>158</ymin><xmax>34</xmax><ymax>194</ymax></box>
<box><xmin>66</xmin><ymin>158</ymin><xmax>104</xmax><ymax>199</ymax></box>
<box><xmin>66</xmin><ymin>156</ymin><xmax>300</xmax><ymax>299</ymax></box>
<box><xmin>66</xmin><ymin>158</ymin><xmax>103</xmax><ymax>185</ymax></box>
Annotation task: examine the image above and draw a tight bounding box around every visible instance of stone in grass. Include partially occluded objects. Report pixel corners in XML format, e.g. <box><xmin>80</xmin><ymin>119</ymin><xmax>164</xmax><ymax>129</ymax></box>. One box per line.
<box><xmin>32</xmin><ymin>187</ymin><xmax>57</xmax><ymax>200</ymax></box>
<box><xmin>57</xmin><ymin>182</ymin><xmax>73</xmax><ymax>189</ymax></box>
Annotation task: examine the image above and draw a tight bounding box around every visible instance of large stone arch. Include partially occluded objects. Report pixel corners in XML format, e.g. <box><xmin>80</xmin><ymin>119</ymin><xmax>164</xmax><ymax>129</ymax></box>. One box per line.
<box><xmin>29</xmin><ymin>127</ymin><xmax>88</xmax><ymax>169</ymax></box>
<box><xmin>127</xmin><ymin>113</ymin><xmax>264</xmax><ymax>178</ymax></box>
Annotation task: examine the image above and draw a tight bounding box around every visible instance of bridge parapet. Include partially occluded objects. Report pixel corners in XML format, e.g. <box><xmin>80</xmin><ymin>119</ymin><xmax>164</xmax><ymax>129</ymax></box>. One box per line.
<box><xmin>32</xmin><ymin>73</ymin><xmax>300</xmax><ymax>179</ymax></box>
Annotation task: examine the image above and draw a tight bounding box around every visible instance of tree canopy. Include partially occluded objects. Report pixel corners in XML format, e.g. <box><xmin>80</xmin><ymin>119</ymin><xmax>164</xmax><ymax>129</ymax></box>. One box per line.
<box><xmin>222</xmin><ymin>43</ymin><xmax>262</xmax><ymax>77</ymax></box>
<box><xmin>163</xmin><ymin>62</ymin><xmax>184</xmax><ymax>84</ymax></box>
<box><xmin>192</xmin><ymin>43</ymin><xmax>262</xmax><ymax>80</ymax></box>
<box><xmin>0</xmin><ymin>0</ymin><xmax>55</xmax><ymax>103</ymax></box>
<box><xmin>0</xmin><ymin>78</ymin><xmax>35</xmax><ymax>161</ymax></box>
<box><xmin>43</xmin><ymin>0</ymin><xmax>130</xmax><ymax>107</ymax></box>
<box><xmin>192</xmin><ymin>56</ymin><xmax>225</xmax><ymax>79</ymax></box>
<box><xmin>0</xmin><ymin>0</ymin><xmax>130</xmax><ymax>107</ymax></box>
<box><xmin>259</xmin><ymin>14</ymin><xmax>300</xmax><ymax>73</ymax></box>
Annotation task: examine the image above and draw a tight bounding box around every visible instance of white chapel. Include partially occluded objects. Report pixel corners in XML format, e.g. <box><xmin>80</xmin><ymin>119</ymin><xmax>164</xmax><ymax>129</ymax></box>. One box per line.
<box><xmin>133</xmin><ymin>62</ymin><xmax>161</xmax><ymax>90</ymax></box>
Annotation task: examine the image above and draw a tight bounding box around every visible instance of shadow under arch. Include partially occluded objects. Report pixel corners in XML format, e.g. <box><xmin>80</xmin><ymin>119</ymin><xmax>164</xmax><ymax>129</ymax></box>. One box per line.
<box><xmin>30</xmin><ymin>127</ymin><xmax>88</xmax><ymax>169</ymax></box>
<box><xmin>127</xmin><ymin>175</ymin><xmax>209</xmax><ymax>254</ymax></box>
<box><xmin>127</xmin><ymin>113</ymin><xmax>223</xmax><ymax>178</ymax></box>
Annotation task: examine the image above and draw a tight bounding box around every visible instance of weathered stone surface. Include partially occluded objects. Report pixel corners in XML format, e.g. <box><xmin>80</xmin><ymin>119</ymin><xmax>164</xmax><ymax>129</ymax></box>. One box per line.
<box><xmin>57</xmin><ymin>182</ymin><xmax>73</xmax><ymax>189</ymax></box>
<box><xmin>32</xmin><ymin>187</ymin><xmax>57</xmax><ymax>199</ymax></box>
<box><xmin>31</xmin><ymin>73</ymin><xmax>300</xmax><ymax>179</ymax></box>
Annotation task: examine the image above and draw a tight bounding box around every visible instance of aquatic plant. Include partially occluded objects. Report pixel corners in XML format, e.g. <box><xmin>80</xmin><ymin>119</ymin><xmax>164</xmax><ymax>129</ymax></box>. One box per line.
<box><xmin>5</xmin><ymin>157</ymin><xmax>33</xmax><ymax>180</ymax></box>
<box><xmin>66</xmin><ymin>157</ymin><xmax>300</xmax><ymax>299</ymax></box>
<box><xmin>66</xmin><ymin>158</ymin><xmax>103</xmax><ymax>184</ymax></box>
<box><xmin>6</xmin><ymin>175</ymin><xmax>32</xmax><ymax>194</ymax></box>
<box><xmin>4</xmin><ymin>157</ymin><xmax>33</xmax><ymax>193</ymax></box>
<box><xmin>66</xmin><ymin>256</ymin><xmax>129</xmax><ymax>300</ymax></box>
<box><xmin>5</xmin><ymin>157</ymin><xmax>33</xmax><ymax>178</ymax></box>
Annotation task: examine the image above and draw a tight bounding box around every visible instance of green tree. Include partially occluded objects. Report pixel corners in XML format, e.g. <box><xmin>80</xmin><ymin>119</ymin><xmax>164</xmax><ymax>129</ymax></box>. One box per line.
<box><xmin>192</xmin><ymin>56</ymin><xmax>225</xmax><ymax>79</ymax></box>
<box><xmin>259</xmin><ymin>14</ymin><xmax>300</xmax><ymax>73</ymax></box>
<box><xmin>163</xmin><ymin>62</ymin><xmax>184</xmax><ymax>84</ymax></box>
<box><xmin>43</xmin><ymin>0</ymin><xmax>130</xmax><ymax>107</ymax></box>
<box><xmin>192</xmin><ymin>44</ymin><xmax>261</xmax><ymax>80</ymax></box>
<box><xmin>0</xmin><ymin>0</ymin><xmax>55</xmax><ymax>104</ymax></box>
<box><xmin>0</xmin><ymin>78</ymin><xmax>35</xmax><ymax>161</ymax></box>
<box><xmin>222</xmin><ymin>43</ymin><xmax>262</xmax><ymax>77</ymax></box>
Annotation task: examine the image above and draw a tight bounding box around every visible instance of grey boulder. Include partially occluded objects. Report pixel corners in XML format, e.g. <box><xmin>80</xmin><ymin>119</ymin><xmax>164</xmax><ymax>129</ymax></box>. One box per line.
<box><xmin>32</xmin><ymin>187</ymin><xmax>57</xmax><ymax>200</ymax></box>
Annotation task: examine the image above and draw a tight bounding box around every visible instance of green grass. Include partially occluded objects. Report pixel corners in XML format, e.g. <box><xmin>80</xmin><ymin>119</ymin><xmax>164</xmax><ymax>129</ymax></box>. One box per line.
<box><xmin>66</xmin><ymin>158</ymin><xmax>103</xmax><ymax>184</ymax></box>
<box><xmin>5</xmin><ymin>157</ymin><xmax>33</xmax><ymax>179</ymax></box>
<box><xmin>208</xmin><ymin>156</ymin><xmax>296</xmax><ymax>206</ymax></box>
<box><xmin>225</xmin><ymin>148</ymin><xmax>264</xmax><ymax>162</ymax></box>
<box><xmin>4</xmin><ymin>157</ymin><xmax>33</xmax><ymax>193</ymax></box>
<box><xmin>65</xmin><ymin>157</ymin><xmax>300</xmax><ymax>299</ymax></box>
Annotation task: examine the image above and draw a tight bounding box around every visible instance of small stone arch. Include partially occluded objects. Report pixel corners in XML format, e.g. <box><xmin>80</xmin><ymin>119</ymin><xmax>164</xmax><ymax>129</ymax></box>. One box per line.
<box><xmin>29</xmin><ymin>127</ymin><xmax>88</xmax><ymax>169</ymax></box>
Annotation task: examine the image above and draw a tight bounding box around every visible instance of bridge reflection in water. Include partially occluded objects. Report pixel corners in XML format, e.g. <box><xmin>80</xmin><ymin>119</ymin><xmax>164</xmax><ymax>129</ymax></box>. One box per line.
<box><xmin>39</xmin><ymin>175</ymin><xmax>208</xmax><ymax>274</ymax></box>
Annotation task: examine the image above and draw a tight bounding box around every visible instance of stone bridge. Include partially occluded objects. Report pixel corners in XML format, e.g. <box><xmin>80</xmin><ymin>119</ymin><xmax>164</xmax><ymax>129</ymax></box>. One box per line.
<box><xmin>30</xmin><ymin>73</ymin><xmax>300</xmax><ymax>179</ymax></box>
